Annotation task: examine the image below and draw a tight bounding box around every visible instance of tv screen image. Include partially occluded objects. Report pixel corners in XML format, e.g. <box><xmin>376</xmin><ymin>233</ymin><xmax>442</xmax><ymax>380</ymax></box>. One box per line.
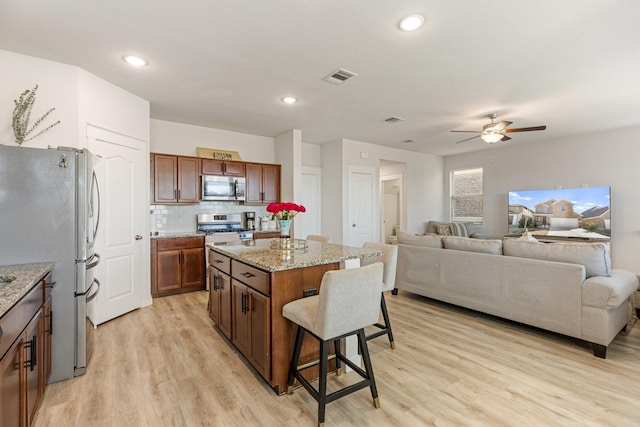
<box><xmin>508</xmin><ymin>186</ymin><xmax>610</xmax><ymax>240</ymax></box>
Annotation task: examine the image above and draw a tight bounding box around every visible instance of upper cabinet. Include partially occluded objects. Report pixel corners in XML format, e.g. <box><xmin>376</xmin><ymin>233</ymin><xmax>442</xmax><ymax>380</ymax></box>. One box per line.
<box><xmin>201</xmin><ymin>159</ymin><xmax>245</xmax><ymax>177</ymax></box>
<box><xmin>245</xmin><ymin>162</ymin><xmax>281</xmax><ymax>205</ymax></box>
<box><xmin>152</xmin><ymin>154</ymin><xmax>200</xmax><ymax>204</ymax></box>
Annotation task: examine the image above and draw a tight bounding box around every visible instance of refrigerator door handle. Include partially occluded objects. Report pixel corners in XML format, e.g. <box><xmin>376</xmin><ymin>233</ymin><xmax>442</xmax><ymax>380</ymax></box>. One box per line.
<box><xmin>86</xmin><ymin>278</ymin><xmax>100</xmax><ymax>302</ymax></box>
<box><xmin>86</xmin><ymin>253</ymin><xmax>100</xmax><ymax>270</ymax></box>
<box><xmin>90</xmin><ymin>170</ymin><xmax>101</xmax><ymax>243</ymax></box>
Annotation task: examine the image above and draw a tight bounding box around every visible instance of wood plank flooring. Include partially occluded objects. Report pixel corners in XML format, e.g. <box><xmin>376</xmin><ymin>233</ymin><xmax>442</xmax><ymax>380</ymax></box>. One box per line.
<box><xmin>33</xmin><ymin>290</ymin><xmax>640</xmax><ymax>426</ymax></box>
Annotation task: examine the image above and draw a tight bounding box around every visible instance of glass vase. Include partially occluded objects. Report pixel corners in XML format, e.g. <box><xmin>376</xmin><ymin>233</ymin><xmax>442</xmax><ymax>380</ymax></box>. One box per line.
<box><xmin>279</xmin><ymin>219</ymin><xmax>292</xmax><ymax>238</ymax></box>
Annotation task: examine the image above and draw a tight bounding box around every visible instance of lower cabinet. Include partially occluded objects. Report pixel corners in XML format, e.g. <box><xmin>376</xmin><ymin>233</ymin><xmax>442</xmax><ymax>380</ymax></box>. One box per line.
<box><xmin>0</xmin><ymin>272</ymin><xmax>51</xmax><ymax>427</ymax></box>
<box><xmin>231</xmin><ymin>280</ymin><xmax>271</xmax><ymax>380</ymax></box>
<box><xmin>151</xmin><ymin>236</ymin><xmax>205</xmax><ymax>297</ymax></box>
<box><xmin>208</xmin><ymin>265</ymin><xmax>232</xmax><ymax>340</ymax></box>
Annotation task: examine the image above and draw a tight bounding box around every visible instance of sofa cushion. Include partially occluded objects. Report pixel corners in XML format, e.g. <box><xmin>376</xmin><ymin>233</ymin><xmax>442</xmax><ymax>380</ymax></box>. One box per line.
<box><xmin>503</xmin><ymin>239</ymin><xmax>612</xmax><ymax>278</ymax></box>
<box><xmin>450</xmin><ymin>222</ymin><xmax>469</xmax><ymax>237</ymax></box>
<box><xmin>442</xmin><ymin>236</ymin><xmax>503</xmax><ymax>255</ymax></box>
<box><xmin>397</xmin><ymin>231</ymin><xmax>443</xmax><ymax>248</ymax></box>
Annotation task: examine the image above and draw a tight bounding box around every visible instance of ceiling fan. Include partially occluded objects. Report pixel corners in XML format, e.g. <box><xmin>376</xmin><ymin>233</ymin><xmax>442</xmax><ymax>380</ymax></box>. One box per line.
<box><xmin>451</xmin><ymin>113</ymin><xmax>546</xmax><ymax>144</ymax></box>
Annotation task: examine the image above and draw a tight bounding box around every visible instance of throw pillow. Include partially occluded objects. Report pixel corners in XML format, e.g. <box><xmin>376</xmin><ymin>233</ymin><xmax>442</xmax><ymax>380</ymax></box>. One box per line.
<box><xmin>397</xmin><ymin>231</ymin><xmax>443</xmax><ymax>248</ymax></box>
<box><xmin>436</xmin><ymin>224</ymin><xmax>452</xmax><ymax>236</ymax></box>
<box><xmin>450</xmin><ymin>222</ymin><xmax>469</xmax><ymax>237</ymax></box>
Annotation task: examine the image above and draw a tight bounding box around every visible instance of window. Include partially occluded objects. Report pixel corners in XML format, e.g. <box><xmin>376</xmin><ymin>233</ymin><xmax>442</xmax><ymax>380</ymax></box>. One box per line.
<box><xmin>450</xmin><ymin>168</ymin><xmax>483</xmax><ymax>222</ymax></box>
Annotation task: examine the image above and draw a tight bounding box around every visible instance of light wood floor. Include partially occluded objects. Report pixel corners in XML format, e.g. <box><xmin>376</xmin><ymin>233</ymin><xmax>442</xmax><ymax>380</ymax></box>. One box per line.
<box><xmin>33</xmin><ymin>290</ymin><xmax>640</xmax><ymax>427</ymax></box>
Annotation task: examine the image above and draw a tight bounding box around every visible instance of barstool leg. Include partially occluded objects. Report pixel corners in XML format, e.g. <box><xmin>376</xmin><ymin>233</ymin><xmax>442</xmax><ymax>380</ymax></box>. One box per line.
<box><xmin>318</xmin><ymin>339</ymin><xmax>329</xmax><ymax>426</ymax></box>
<box><xmin>334</xmin><ymin>338</ymin><xmax>342</xmax><ymax>376</ymax></box>
<box><xmin>287</xmin><ymin>326</ymin><xmax>305</xmax><ymax>394</ymax></box>
<box><xmin>357</xmin><ymin>329</ymin><xmax>380</xmax><ymax>408</ymax></box>
<box><xmin>380</xmin><ymin>294</ymin><xmax>395</xmax><ymax>349</ymax></box>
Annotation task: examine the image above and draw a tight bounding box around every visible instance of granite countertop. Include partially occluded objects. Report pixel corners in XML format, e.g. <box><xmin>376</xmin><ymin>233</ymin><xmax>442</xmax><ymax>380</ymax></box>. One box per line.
<box><xmin>0</xmin><ymin>262</ymin><xmax>54</xmax><ymax>318</ymax></box>
<box><xmin>207</xmin><ymin>239</ymin><xmax>382</xmax><ymax>272</ymax></box>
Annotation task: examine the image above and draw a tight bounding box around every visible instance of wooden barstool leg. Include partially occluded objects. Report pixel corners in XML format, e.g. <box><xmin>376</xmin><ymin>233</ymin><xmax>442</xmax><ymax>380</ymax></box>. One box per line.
<box><xmin>358</xmin><ymin>329</ymin><xmax>380</xmax><ymax>408</ymax></box>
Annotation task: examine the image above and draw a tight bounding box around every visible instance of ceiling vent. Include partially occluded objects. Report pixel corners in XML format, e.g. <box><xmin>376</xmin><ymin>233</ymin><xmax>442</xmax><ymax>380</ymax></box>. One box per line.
<box><xmin>323</xmin><ymin>68</ymin><xmax>358</xmax><ymax>85</ymax></box>
<box><xmin>402</xmin><ymin>139</ymin><xmax>416</xmax><ymax>144</ymax></box>
<box><xmin>383</xmin><ymin>116</ymin><xmax>406</xmax><ymax>124</ymax></box>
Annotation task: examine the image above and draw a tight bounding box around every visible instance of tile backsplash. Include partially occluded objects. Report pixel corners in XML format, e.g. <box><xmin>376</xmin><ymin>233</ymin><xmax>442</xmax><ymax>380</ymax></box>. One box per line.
<box><xmin>150</xmin><ymin>202</ymin><xmax>268</xmax><ymax>233</ymax></box>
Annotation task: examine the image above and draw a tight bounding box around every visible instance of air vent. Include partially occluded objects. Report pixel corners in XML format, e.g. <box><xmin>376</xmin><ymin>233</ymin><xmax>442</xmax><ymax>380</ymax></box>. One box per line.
<box><xmin>402</xmin><ymin>139</ymin><xmax>416</xmax><ymax>144</ymax></box>
<box><xmin>383</xmin><ymin>116</ymin><xmax>406</xmax><ymax>124</ymax></box>
<box><xmin>323</xmin><ymin>68</ymin><xmax>358</xmax><ymax>85</ymax></box>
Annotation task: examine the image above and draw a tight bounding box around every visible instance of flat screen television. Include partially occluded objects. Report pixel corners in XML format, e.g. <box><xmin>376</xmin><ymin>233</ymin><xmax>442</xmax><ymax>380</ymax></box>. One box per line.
<box><xmin>508</xmin><ymin>186</ymin><xmax>611</xmax><ymax>240</ymax></box>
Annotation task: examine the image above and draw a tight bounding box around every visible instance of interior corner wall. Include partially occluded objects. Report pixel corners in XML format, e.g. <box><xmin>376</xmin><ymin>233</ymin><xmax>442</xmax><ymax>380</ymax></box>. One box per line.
<box><xmin>0</xmin><ymin>49</ymin><xmax>79</xmax><ymax>149</ymax></box>
<box><xmin>274</xmin><ymin>129</ymin><xmax>302</xmax><ymax>203</ymax></box>
<box><xmin>443</xmin><ymin>126</ymin><xmax>640</xmax><ymax>273</ymax></box>
<box><xmin>150</xmin><ymin>119</ymin><xmax>275</xmax><ymax>161</ymax></box>
<box><xmin>321</xmin><ymin>140</ymin><xmax>344</xmax><ymax>242</ymax></box>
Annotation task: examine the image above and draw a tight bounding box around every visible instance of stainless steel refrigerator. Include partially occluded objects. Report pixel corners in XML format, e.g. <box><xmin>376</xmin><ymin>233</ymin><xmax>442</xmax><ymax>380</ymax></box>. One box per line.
<box><xmin>0</xmin><ymin>144</ymin><xmax>101</xmax><ymax>382</ymax></box>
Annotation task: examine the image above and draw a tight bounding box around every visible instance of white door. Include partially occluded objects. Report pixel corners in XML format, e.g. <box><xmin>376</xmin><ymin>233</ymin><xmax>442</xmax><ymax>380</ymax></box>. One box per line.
<box><xmin>297</xmin><ymin>167</ymin><xmax>321</xmax><ymax>239</ymax></box>
<box><xmin>348</xmin><ymin>166</ymin><xmax>376</xmax><ymax>247</ymax></box>
<box><xmin>87</xmin><ymin>124</ymin><xmax>147</xmax><ymax>325</ymax></box>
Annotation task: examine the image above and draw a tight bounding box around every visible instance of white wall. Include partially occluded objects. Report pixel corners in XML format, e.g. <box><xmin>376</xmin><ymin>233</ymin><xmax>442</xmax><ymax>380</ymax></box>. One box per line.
<box><xmin>444</xmin><ymin>126</ymin><xmax>640</xmax><ymax>273</ymax></box>
<box><xmin>0</xmin><ymin>50</ymin><xmax>79</xmax><ymax>148</ymax></box>
<box><xmin>150</xmin><ymin>119</ymin><xmax>275</xmax><ymax>161</ymax></box>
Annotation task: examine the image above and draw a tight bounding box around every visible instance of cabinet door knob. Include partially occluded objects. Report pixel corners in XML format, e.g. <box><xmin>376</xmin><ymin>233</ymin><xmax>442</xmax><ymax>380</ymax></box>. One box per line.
<box><xmin>135</xmin><ymin>234</ymin><xmax>143</xmax><ymax>240</ymax></box>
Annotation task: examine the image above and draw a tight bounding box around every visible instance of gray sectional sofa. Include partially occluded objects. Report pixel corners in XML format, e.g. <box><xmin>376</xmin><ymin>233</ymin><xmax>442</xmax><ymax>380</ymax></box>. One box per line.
<box><xmin>395</xmin><ymin>232</ymin><xmax>638</xmax><ymax>358</ymax></box>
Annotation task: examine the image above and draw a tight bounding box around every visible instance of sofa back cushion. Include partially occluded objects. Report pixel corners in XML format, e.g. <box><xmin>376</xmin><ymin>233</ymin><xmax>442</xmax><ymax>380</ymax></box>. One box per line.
<box><xmin>442</xmin><ymin>236</ymin><xmax>503</xmax><ymax>255</ymax></box>
<box><xmin>503</xmin><ymin>239</ymin><xmax>612</xmax><ymax>278</ymax></box>
<box><xmin>397</xmin><ymin>231</ymin><xmax>443</xmax><ymax>248</ymax></box>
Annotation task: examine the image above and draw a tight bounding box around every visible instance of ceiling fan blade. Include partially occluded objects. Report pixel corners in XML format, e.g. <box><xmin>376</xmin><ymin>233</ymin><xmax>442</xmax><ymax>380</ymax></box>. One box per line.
<box><xmin>450</xmin><ymin>130</ymin><xmax>480</xmax><ymax>133</ymax></box>
<box><xmin>455</xmin><ymin>135</ymin><xmax>481</xmax><ymax>144</ymax></box>
<box><xmin>500</xmin><ymin>135</ymin><xmax>512</xmax><ymax>141</ymax></box>
<box><xmin>504</xmin><ymin>125</ymin><xmax>546</xmax><ymax>133</ymax></box>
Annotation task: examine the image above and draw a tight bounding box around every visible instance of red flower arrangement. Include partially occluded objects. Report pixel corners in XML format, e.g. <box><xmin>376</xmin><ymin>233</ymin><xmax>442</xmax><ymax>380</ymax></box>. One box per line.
<box><xmin>266</xmin><ymin>202</ymin><xmax>306</xmax><ymax>220</ymax></box>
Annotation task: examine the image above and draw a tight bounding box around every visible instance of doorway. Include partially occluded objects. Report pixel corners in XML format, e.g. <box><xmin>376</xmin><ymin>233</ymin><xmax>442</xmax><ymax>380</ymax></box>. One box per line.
<box><xmin>380</xmin><ymin>173</ymin><xmax>403</xmax><ymax>244</ymax></box>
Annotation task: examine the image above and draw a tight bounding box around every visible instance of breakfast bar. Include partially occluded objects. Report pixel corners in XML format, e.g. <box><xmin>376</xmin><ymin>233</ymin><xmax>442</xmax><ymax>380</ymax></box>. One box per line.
<box><xmin>206</xmin><ymin>239</ymin><xmax>381</xmax><ymax>395</ymax></box>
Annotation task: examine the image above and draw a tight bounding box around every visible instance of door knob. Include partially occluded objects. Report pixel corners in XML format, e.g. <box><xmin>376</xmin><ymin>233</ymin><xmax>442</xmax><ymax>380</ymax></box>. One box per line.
<box><xmin>135</xmin><ymin>234</ymin><xmax>143</xmax><ymax>240</ymax></box>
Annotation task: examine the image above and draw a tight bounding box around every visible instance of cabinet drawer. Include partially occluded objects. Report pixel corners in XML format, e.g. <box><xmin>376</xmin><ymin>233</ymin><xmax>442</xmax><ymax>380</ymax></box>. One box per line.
<box><xmin>231</xmin><ymin>260</ymin><xmax>270</xmax><ymax>296</ymax></box>
<box><xmin>157</xmin><ymin>236</ymin><xmax>204</xmax><ymax>251</ymax></box>
<box><xmin>209</xmin><ymin>249</ymin><xmax>231</xmax><ymax>275</ymax></box>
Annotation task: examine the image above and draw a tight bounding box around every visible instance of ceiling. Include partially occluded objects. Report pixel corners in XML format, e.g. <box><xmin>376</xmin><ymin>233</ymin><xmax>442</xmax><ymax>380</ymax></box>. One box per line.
<box><xmin>1</xmin><ymin>1</ymin><xmax>639</xmax><ymax>157</ymax></box>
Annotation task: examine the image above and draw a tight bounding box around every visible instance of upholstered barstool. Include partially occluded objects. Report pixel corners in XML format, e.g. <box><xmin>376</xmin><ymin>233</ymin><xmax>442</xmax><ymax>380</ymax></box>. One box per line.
<box><xmin>361</xmin><ymin>242</ymin><xmax>398</xmax><ymax>349</ymax></box>
<box><xmin>282</xmin><ymin>263</ymin><xmax>384</xmax><ymax>427</ymax></box>
<box><xmin>306</xmin><ymin>234</ymin><xmax>330</xmax><ymax>243</ymax></box>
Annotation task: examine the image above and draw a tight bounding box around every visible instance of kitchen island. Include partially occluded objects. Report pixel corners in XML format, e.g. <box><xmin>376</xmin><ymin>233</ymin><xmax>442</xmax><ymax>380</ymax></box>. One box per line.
<box><xmin>206</xmin><ymin>239</ymin><xmax>381</xmax><ymax>394</ymax></box>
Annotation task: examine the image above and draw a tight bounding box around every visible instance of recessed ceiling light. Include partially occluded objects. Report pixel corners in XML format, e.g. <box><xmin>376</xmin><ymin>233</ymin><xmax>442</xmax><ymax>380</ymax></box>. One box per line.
<box><xmin>398</xmin><ymin>14</ymin><xmax>425</xmax><ymax>32</ymax></box>
<box><xmin>281</xmin><ymin>96</ymin><xmax>299</xmax><ymax>104</ymax></box>
<box><xmin>122</xmin><ymin>55</ymin><xmax>148</xmax><ymax>67</ymax></box>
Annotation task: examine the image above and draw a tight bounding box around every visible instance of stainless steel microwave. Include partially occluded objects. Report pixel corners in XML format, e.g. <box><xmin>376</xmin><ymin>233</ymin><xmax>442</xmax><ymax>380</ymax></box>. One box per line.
<box><xmin>201</xmin><ymin>175</ymin><xmax>246</xmax><ymax>201</ymax></box>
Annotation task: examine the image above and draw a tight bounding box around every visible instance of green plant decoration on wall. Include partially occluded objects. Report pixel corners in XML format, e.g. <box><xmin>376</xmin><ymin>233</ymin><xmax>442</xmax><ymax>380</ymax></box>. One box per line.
<box><xmin>12</xmin><ymin>85</ymin><xmax>61</xmax><ymax>146</ymax></box>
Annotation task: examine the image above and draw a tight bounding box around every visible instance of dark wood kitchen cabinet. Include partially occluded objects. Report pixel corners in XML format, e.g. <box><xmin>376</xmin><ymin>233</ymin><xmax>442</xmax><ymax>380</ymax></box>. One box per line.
<box><xmin>151</xmin><ymin>236</ymin><xmax>205</xmax><ymax>297</ymax></box>
<box><xmin>151</xmin><ymin>153</ymin><xmax>200</xmax><ymax>204</ymax></box>
<box><xmin>201</xmin><ymin>159</ymin><xmax>245</xmax><ymax>177</ymax></box>
<box><xmin>208</xmin><ymin>249</ymin><xmax>232</xmax><ymax>339</ymax></box>
<box><xmin>230</xmin><ymin>260</ymin><xmax>271</xmax><ymax>380</ymax></box>
<box><xmin>0</xmin><ymin>272</ymin><xmax>51</xmax><ymax>427</ymax></box>
<box><xmin>244</xmin><ymin>162</ymin><xmax>280</xmax><ymax>205</ymax></box>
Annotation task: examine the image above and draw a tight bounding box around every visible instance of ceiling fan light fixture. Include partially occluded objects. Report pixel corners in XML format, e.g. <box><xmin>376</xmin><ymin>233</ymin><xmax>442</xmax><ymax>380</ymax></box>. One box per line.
<box><xmin>398</xmin><ymin>14</ymin><xmax>425</xmax><ymax>32</ymax></box>
<box><xmin>481</xmin><ymin>133</ymin><xmax>503</xmax><ymax>144</ymax></box>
